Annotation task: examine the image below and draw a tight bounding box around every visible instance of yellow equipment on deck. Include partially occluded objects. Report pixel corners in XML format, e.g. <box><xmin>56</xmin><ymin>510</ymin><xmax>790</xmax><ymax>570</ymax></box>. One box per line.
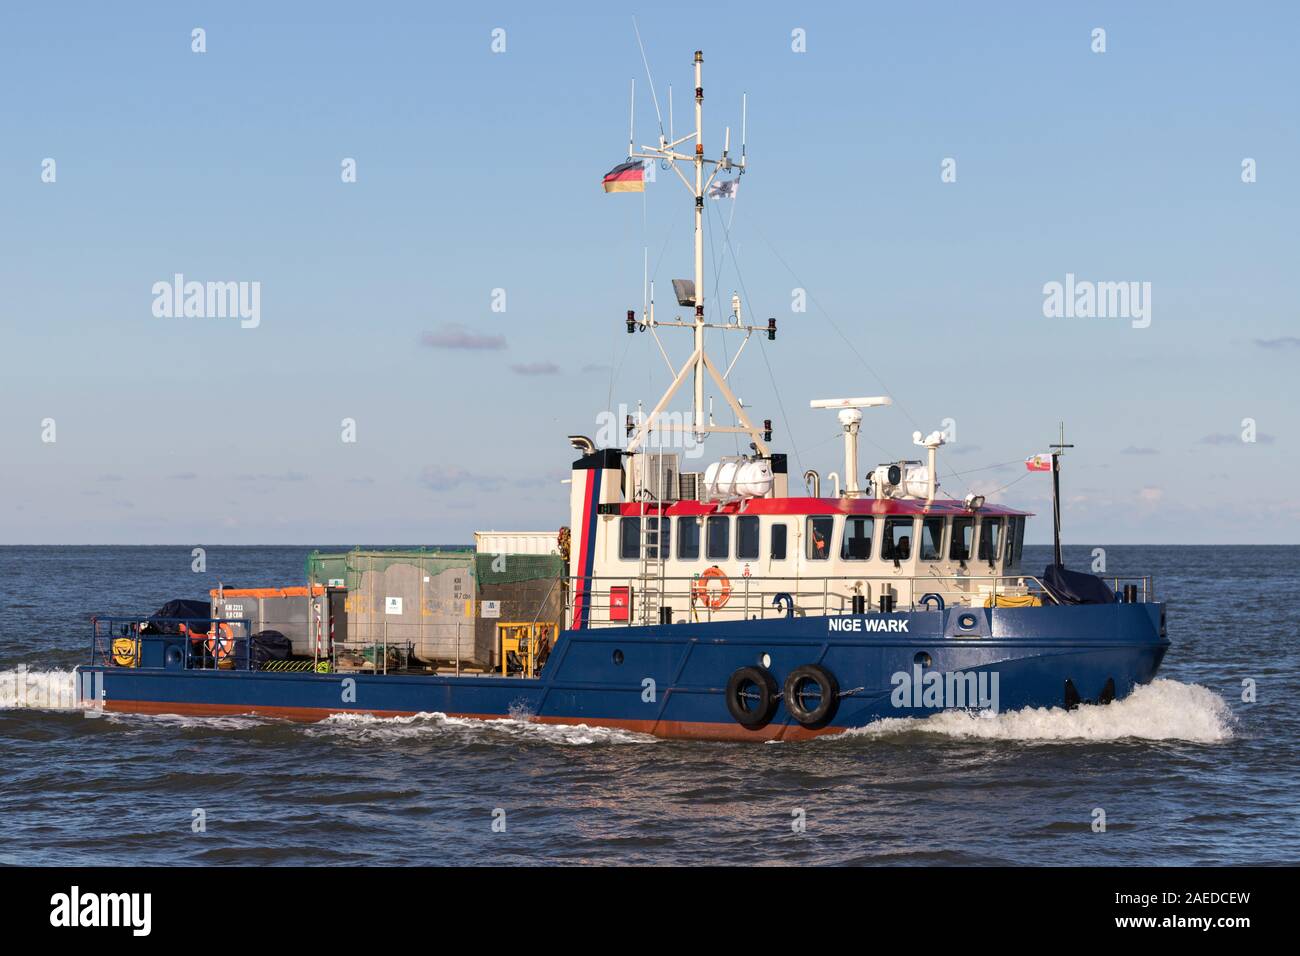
<box><xmin>497</xmin><ymin>622</ymin><xmax>556</xmax><ymax>678</ymax></box>
<box><xmin>984</xmin><ymin>594</ymin><xmax>1043</xmax><ymax>608</ymax></box>
<box><xmin>111</xmin><ymin>637</ymin><xmax>140</xmax><ymax>667</ymax></box>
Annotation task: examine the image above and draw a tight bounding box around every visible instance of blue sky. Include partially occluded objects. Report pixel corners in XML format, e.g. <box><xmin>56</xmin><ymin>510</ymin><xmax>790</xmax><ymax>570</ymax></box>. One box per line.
<box><xmin>1</xmin><ymin>1</ymin><xmax>1296</xmax><ymax>544</ymax></box>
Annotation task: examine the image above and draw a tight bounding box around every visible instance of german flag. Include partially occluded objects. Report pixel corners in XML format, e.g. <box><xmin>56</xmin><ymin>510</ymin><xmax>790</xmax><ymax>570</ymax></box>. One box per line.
<box><xmin>602</xmin><ymin>159</ymin><xmax>645</xmax><ymax>193</ymax></box>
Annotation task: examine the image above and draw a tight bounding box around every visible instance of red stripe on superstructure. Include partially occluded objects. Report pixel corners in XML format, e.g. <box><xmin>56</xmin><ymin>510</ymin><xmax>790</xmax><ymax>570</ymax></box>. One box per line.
<box><xmin>571</xmin><ymin>469</ymin><xmax>598</xmax><ymax>627</ymax></box>
<box><xmin>614</xmin><ymin>497</ymin><xmax>1032</xmax><ymax>517</ymax></box>
<box><xmin>101</xmin><ymin>699</ymin><xmax>846</xmax><ymax>742</ymax></box>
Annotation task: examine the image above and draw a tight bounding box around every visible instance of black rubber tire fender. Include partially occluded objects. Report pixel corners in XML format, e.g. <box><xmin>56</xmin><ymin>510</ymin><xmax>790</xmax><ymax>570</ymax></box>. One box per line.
<box><xmin>725</xmin><ymin>665</ymin><xmax>779</xmax><ymax>728</ymax></box>
<box><xmin>783</xmin><ymin>663</ymin><xmax>840</xmax><ymax>728</ymax></box>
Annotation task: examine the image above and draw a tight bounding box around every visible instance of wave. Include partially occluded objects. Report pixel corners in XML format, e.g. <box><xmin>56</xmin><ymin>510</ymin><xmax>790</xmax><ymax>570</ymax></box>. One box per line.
<box><xmin>101</xmin><ymin>712</ymin><xmax>270</xmax><ymax>731</ymax></box>
<box><xmin>3</xmin><ymin>667</ymin><xmax>1232</xmax><ymax>746</ymax></box>
<box><xmin>835</xmin><ymin>679</ymin><xmax>1234</xmax><ymax>744</ymax></box>
<box><xmin>0</xmin><ymin>669</ymin><xmax>82</xmax><ymax>711</ymax></box>
<box><xmin>310</xmin><ymin>711</ymin><xmax>660</xmax><ymax>746</ymax></box>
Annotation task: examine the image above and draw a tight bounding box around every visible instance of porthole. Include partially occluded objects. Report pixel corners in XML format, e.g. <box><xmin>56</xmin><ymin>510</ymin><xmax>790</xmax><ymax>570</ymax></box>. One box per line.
<box><xmin>612</xmin><ymin>649</ymin><xmax>624</xmax><ymax>665</ymax></box>
<box><xmin>760</xmin><ymin>653</ymin><xmax>772</xmax><ymax>669</ymax></box>
<box><xmin>914</xmin><ymin>651</ymin><xmax>932</xmax><ymax>668</ymax></box>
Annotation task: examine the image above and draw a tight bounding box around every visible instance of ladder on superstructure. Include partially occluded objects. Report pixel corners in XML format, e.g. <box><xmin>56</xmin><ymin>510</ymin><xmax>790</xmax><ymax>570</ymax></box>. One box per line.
<box><xmin>636</xmin><ymin>454</ymin><xmax>668</xmax><ymax>624</ymax></box>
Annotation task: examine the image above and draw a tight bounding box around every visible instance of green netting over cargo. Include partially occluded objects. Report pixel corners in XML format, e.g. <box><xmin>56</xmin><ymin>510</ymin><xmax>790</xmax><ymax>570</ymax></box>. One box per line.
<box><xmin>303</xmin><ymin>549</ymin><xmax>563</xmax><ymax>669</ymax></box>
<box><xmin>306</xmin><ymin>548</ymin><xmax>472</xmax><ymax>589</ymax></box>
<box><xmin>473</xmin><ymin>553</ymin><xmax>564</xmax><ymax>586</ymax></box>
<box><xmin>308</xmin><ymin>548</ymin><xmax>485</xmax><ymax>665</ymax></box>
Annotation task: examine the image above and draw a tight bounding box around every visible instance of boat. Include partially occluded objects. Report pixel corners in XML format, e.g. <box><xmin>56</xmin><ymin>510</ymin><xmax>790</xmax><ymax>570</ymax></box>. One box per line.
<box><xmin>76</xmin><ymin>50</ymin><xmax>1169</xmax><ymax>741</ymax></box>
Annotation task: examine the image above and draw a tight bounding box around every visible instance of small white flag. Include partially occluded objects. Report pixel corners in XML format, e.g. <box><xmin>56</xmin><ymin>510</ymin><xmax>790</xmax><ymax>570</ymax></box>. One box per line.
<box><xmin>707</xmin><ymin>178</ymin><xmax>740</xmax><ymax>199</ymax></box>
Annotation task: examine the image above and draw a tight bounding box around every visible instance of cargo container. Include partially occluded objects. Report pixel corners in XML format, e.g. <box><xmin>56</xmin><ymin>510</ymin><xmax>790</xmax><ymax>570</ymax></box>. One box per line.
<box><xmin>473</xmin><ymin>531</ymin><xmax>562</xmax><ymax>556</ymax></box>
<box><xmin>472</xmin><ymin>552</ymin><xmax>565</xmax><ymax>668</ymax></box>
<box><xmin>308</xmin><ymin>550</ymin><xmax>487</xmax><ymax>668</ymax></box>
<box><xmin>305</xmin><ymin>548</ymin><xmax>563</xmax><ymax>671</ymax></box>
<box><xmin>210</xmin><ymin>586</ymin><xmax>344</xmax><ymax>658</ymax></box>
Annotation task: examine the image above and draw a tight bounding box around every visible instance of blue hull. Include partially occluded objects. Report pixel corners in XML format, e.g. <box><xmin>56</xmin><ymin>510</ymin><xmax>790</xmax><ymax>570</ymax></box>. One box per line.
<box><xmin>82</xmin><ymin>604</ymin><xmax>1169</xmax><ymax>741</ymax></box>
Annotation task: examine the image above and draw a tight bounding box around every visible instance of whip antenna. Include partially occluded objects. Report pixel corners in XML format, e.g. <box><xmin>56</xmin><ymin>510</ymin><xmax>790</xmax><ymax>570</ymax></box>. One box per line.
<box><xmin>741</xmin><ymin>92</ymin><xmax>747</xmax><ymax>169</ymax></box>
<box><xmin>632</xmin><ymin>17</ymin><xmax>666</xmax><ymax>145</ymax></box>
<box><xmin>627</xmin><ymin>78</ymin><xmax>635</xmax><ymax>156</ymax></box>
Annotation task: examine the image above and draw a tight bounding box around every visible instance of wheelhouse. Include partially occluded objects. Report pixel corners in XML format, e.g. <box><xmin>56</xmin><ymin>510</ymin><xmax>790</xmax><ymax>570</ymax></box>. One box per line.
<box><xmin>565</xmin><ymin>447</ymin><xmax>1034</xmax><ymax>627</ymax></box>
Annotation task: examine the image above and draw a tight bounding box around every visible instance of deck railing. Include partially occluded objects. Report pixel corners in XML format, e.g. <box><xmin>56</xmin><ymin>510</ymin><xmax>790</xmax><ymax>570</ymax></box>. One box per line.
<box><xmin>90</xmin><ymin>616</ymin><xmax>255</xmax><ymax>670</ymax></box>
<box><xmin>89</xmin><ymin>615</ymin><xmax>478</xmax><ymax>676</ymax></box>
<box><xmin>566</xmin><ymin>571</ymin><xmax>1155</xmax><ymax>627</ymax></box>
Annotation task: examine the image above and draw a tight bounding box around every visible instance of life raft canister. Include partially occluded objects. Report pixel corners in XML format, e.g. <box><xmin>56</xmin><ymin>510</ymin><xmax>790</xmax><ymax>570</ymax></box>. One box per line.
<box><xmin>692</xmin><ymin>566</ymin><xmax>732</xmax><ymax>610</ymax></box>
<box><xmin>783</xmin><ymin>663</ymin><xmax>840</xmax><ymax>729</ymax></box>
<box><xmin>725</xmin><ymin>665</ymin><xmax>778</xmax><ymax>729</ymax></box>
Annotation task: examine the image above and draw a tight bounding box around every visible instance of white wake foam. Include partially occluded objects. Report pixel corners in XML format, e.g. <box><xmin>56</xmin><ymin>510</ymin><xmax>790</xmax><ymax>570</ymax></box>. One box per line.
<box><xmin>312</xmin><ymin>711</ymin><xmax>659</xmax><ymax>746</ymax></box>
<box><xmin>0</xmin><ymin>669</ymin><xmax>82</xmax><ymax>711</ymax></box>
<box><xmin>101</xmin><ymin>712</ymin><xmax>269</xmax><ymax>731</ymax></box>
<box><xmin>836</xmin><ymin>679</ymin><xmax>1234</xmax><ymax>744</ymax></box>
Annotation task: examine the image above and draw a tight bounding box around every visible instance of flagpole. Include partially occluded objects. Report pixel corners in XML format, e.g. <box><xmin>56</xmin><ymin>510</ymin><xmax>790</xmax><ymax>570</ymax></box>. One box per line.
<box><xmin>1050</xmin><ymin>423</ymin><xmax>1074</xmax><ymax>568</ymax></box>
<box><xmin>1051</xmin><ymin>452</ymin><xmax>1062</xmax><ymax>568</ymax></box>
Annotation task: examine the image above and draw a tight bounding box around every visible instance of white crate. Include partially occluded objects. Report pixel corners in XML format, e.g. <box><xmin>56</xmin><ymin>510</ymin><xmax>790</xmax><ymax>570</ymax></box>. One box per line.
<box><xmin>473</xmin><ymin>531</ymin><xmax>560</xmax><ymax>556</ymax></box>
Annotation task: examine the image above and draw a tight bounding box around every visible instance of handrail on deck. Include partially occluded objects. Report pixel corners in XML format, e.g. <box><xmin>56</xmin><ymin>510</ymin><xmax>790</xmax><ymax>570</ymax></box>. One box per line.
<box><xmin>561</xmin><ymin>570</ymin><xmax>1155</xmax><ymax>626</ymax></box>
<box><xmin>90</xmin><ymin>615</ymin><xmax>255</xmax><ymax>671</ymax></box>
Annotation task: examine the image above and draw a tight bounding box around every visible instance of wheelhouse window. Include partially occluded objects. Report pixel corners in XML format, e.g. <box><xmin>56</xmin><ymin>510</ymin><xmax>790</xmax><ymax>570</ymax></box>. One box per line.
<box><xmin>882</xmin><ymin>517</ymin><xmax>914</xmax><ymax>562</ymax></box>
<box><xmin>770</xmin><ymin>522</ymin><xmax>788</xmax><ymax>561</ymax></box>
<box><xmin>950</xmin><ymin>517</ymin><xmax>974</xmax><ymax>562</ymax></box>
<box><xmin>1005</xmin><ymin>516</ymin><xmax>1025</xmax><ymax>568</ymax></box>
<box><xmin>677</xmin><ymin>516</ymin><xmax>701</xmax><ymax>560</ymax></box>
<box><xmin>737</xmin><ymin>515</ymin><xmax>760</xmax><ymax>560</ymax></box>
<box><xmin>646</xmin><ymin>516</ymin><xmax>670</xmax><ymax>560</ymax></box>
<box><xmin>619</xmin><ymin>517</ymin><xmax>640</xmax><ymax>560</ymax></box>
<box><xmin>706</xmin><ymin>516</ymin><xmax>730</xmax><ymax>560</ymax></box>
<box><xmin>806</xmin><ymin>516</ymin><xmax>834</xmax><ymax>560</ymax></box>
<box><xmin>919</xmin><ymin>517</ymin><xmax>944</xmax><ymax>561</ymax></box>
<box><xmin>841</xmin><ymin>516</ymin><xmax>874</xmax><ymax>561</ymax></box>
<box><xmin>978</xmin><ymin>517</ymin><xmax>1003</xmax><ymax>564</ymax></box>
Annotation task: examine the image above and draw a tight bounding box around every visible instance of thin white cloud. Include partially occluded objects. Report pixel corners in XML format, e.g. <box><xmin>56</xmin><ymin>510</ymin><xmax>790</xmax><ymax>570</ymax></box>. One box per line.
<box><xmin>1199</xmin><ymin>433</ymin><xmax>1274</xmax><ymax>446</ymax></box>
<box><xmin>510</xmin><ymin>361</ymin><xmax>561</xmax><ymax>376</ymax></box>
<box><xmin>421</xmin><ymin>324</ymin><xmax>507</xmax><ymax>350</ymax></box>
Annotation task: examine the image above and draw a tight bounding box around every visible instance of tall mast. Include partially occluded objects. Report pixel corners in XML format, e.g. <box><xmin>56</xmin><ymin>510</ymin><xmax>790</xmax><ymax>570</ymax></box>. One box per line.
<box><xmin>692</xmin><ymin>50</ymin><xmax>705</xmax><ymax>437</ymax></box>
<box><xmin>623</xmin><ymin>49</ymin><xmax>770</xmax><ymax>457</ymax></box>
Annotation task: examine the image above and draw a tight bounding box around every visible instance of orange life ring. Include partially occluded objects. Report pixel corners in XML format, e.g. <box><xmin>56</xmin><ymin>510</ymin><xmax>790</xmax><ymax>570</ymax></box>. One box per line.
<box><xmin>692</xmin><ymin>566</ymin><xmax>732</xmax><ymax>610</ymax></box>
<box><xmin>206</xmin><ymin>622</ymin><xmax>236</xmax><ymax>661</ymax></box>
